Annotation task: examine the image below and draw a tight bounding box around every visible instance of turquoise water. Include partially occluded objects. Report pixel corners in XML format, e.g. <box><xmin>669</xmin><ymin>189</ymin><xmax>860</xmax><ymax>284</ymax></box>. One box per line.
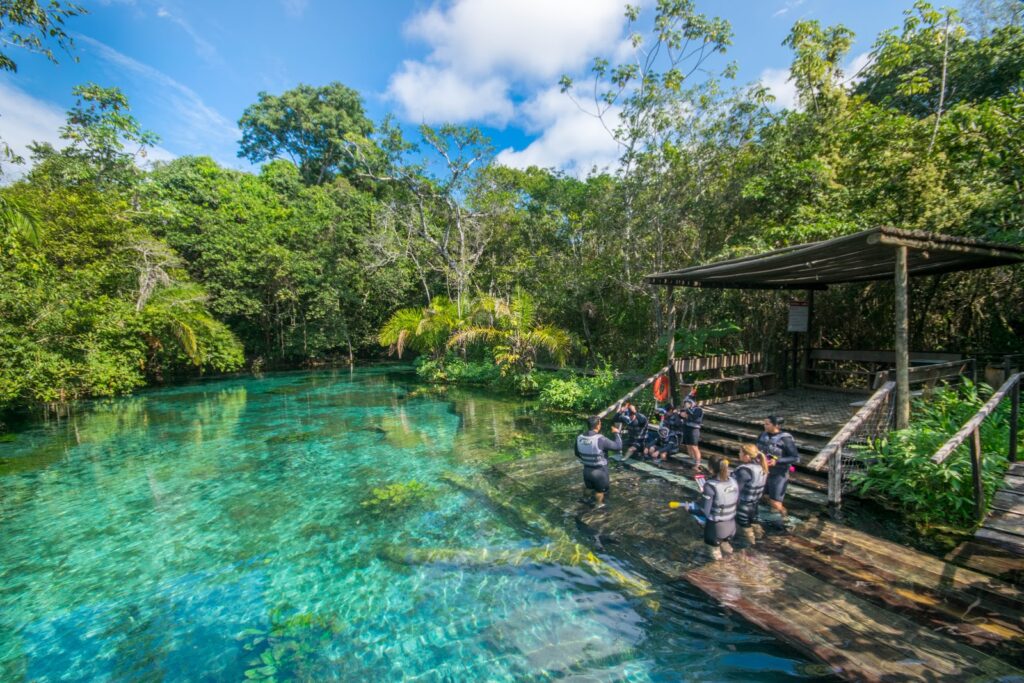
<box><xmin>0</xmin><ymin>367</ymin><xmax>829</xmax><ymax>681</ymax></box>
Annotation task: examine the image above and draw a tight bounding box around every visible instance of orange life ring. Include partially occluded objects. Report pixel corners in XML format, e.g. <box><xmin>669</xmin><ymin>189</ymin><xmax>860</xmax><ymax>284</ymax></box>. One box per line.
<box><xmin>653</xmin><ymin>375</ymin><xmax>671</xmax><ymax>402</ymax></box>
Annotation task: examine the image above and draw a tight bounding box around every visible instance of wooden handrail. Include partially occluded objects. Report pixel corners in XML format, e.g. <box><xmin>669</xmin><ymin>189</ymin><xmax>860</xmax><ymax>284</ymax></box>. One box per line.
<box><xmin>808</xmin><ymin>381</ymin><xmax>895</xmax><ymax>473</ymax></box>
<box><xmin>931</xmin><ymin>372</ymin><xmax>1023</xmax><ymax>464</ymax></box>
<box><xmin>596</xmin><ymin>366</ymin><xmax>670</xmax><ymax>420</ymax></box>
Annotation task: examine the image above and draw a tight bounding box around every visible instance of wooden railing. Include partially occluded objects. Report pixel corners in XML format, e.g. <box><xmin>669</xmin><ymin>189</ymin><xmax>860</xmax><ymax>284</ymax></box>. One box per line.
<box><xmin>805</xmin><ymin>381</ymin><xmax>896</xmax><ymax>509</ymax></box>
<box><xmin>930</xmin><ymin>371</ymin><xmax>1022</xmax><ymax>522</ymax></box>
<box><xmin>596</xmin><ymin>366</ymin><xmax>670</xmax><ymax>421</ymax></box>
<box><xmin>872</xmin><ymin>358</ymin><xmax>976</xmax><ymax>391</ymax></box>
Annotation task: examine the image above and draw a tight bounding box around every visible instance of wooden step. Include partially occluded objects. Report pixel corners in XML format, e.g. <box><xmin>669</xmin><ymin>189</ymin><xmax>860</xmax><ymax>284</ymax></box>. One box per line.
<box><xmin>685</xmin><ymin>550</ymin><xmax>1024</xmax><ymax>682</ymax></box>
<box><xmin>947</xmin><ymin>540</ymin><xmax>1024</xmax><ymax>588</ymax></box>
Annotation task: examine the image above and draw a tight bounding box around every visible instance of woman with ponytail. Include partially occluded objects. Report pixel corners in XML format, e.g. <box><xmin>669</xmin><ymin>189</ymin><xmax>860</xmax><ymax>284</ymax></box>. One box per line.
<box><xmin>734</xmin><ymin>444</ymin><xmax>768</xmax><ymax>545</ymax></box>
<box><xmin>698</xmin><ymin>457</ymin><xmax>739</xmax><ymax>561</ymax></box>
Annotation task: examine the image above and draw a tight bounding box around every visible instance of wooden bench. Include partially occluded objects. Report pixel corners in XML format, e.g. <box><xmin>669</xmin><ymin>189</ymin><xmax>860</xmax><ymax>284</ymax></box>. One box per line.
<box><xmin>673</xmin><ymin>353</ymin><xmax>776</xmax><ymax>404</ymax></box>
<box><xmin>807</xmin><ymin>349</ymin><xmax>965</xmax><ymax>391</ymax></box>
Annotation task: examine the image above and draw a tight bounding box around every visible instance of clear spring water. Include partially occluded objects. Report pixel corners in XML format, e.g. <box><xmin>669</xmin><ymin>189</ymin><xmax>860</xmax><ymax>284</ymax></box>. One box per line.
<box><xmin>0</xmin><ymin>367</ymin><xmax>830</xmax><ymax>681</ymax></box>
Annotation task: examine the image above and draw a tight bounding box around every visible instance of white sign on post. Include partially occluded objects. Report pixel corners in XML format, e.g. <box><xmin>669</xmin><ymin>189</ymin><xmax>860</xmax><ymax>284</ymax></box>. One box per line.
<box><xmin>788</xmin><ymin>301</ymin><xmax>809</xmax><ymax>333</ymax></box>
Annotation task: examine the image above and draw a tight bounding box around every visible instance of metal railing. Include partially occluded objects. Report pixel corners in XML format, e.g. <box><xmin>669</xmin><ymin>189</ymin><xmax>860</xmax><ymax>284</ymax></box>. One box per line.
<box><xmin>930</xmin><ymin>371</ymin><xmax>1022</xmax><ymax>522</ymax></box>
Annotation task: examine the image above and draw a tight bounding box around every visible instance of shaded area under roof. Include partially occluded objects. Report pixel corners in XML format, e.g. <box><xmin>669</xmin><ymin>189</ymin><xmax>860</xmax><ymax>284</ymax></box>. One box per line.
<box><xmin>645</xmin><ymin>227</ymin><xmax>1024</xmax><ymax>290</ymax></box>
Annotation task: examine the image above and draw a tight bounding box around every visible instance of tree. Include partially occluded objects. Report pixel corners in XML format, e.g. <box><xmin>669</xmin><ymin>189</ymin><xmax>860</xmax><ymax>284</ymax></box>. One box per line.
<box><xmin>237</xmin><ymin>82</ymin><xmax>375</xmax><ymax>186</ymax></box>
<box><xmin>448</xmin><ymin>291</ymin><xmax>571</xmax><ymax>377</ymax></box>
<box><xmin>28</xmin><ymin>84</ymin><xmax>159</xmax><ymax>188</ymax></box>
<box><xmin>0</xmin><ymin>0</ymin><xmax>84</xmax><ymax>72</ymax></box>
<box><xmin>378</xmin><ymin>296</ymin><xmax>462</xmax><ymax>360</ymax></box>
<box><xmin>783</xmin><ymin>19</ymin><xmax>855</xmax><ymax>115</ymax></box>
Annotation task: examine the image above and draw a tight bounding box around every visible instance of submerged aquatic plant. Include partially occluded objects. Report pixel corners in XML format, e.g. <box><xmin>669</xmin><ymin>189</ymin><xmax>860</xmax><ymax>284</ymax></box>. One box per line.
<box><xmin>359</xmin><ymin>480</ymin><xmax>431</xmax><ymax>514</ymax></box>
<box><xmin>237</xmin><ymin>606</ymin><xmax>344</xmax><ymax>681</ymax></box>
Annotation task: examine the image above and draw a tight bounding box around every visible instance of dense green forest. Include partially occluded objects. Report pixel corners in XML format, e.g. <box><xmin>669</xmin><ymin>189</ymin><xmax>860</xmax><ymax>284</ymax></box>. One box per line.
<box><xmin>1</xmin><ymin>0</ymin><xmax>1023</xmax><ymax>413</ymax></box>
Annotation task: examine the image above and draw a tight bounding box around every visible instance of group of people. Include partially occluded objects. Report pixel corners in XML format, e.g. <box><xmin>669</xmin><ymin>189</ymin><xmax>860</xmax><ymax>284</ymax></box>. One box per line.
<box><xmin>615</xmin><ymin>397</ymin><xmax>704</xmax><ymax>468</ymax></box>
<box><xmin>574</xmin><ymin>405</ymin><xmax>799</xmax><ymax>561</ymax></box>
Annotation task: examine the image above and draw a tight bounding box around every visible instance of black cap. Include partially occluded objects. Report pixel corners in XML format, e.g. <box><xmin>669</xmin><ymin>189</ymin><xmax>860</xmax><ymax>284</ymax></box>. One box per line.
<box><xmin>767</xmin><ymin>415</ymin><xmax>785</xmax><ymax>426</ymax></box>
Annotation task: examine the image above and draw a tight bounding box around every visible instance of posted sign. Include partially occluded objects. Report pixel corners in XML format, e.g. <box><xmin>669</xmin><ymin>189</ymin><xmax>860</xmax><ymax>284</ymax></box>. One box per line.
<box><xmin>788</xmin><ymin>301</ymin><xmax>809</xmax><ymax>333</ymax></box>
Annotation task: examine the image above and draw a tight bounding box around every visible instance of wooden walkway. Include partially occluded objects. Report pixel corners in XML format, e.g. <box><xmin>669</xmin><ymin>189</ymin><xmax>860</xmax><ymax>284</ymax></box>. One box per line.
<box><xmin>687</xmin><ymin>518</ymin><xmax>1024</xmax><ymax>681</ymax></box>
<box><xmin>947</xmin><ymin>461</ymin><xmax>1024</xmax><ymax>588</ymax></box>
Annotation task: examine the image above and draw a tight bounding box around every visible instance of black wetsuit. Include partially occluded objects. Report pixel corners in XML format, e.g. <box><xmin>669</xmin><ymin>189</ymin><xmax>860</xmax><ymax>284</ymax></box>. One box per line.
<box><xmin>619</xmin><ymin>412</ymin><xmax>648</xmax><ymax>450</ymax></box>
<box><xmin>682</xmin><ymin>404</ymin><xmax>703</xmax><ymax>446</ymax></box>
<box><xmin>574</xmin><ymin>430</ymin><xmax>622</xmax><ymax>493</ymax></box>
<box><xmin>757</xmin><ymin>431</ymin><xmax>799</xmax><ymax>502</ymax></box>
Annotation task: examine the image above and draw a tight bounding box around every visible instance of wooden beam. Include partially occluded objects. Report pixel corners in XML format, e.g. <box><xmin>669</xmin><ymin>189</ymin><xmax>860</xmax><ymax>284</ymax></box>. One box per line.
<box><xmin>971</xmin><ymin>428</ymin><xmax>985</xmax><ymax>523</ymax></box>
<box><xmin>932</xmin><ymin>373</ymin><xmax>1023</xmax><ymax>464</ymax></box>
<box><xmin>872</xmin><ymin>232</ymin><xmax>1024</xmax><ymax>260</ymax></box>
<box><xmin>894</xmin><ymin>246</ymin><xmax>911</xmax><ymax>429</ymax></box>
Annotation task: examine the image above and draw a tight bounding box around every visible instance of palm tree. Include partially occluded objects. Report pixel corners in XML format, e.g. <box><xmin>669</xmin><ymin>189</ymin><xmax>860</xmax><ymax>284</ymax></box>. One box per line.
<box><xmin>448</xmin><ymin>291</ymin><xmax>571</xmax><ymax>376</ymax></box>
<box><xmin>378</xmin><ymin>296</ymin><xmax>462</xmax><ymax>360</ymax></box>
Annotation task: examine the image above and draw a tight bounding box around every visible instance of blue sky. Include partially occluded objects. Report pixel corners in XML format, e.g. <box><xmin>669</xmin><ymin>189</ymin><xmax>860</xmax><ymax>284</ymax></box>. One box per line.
<box><xmin>1</xmin><ymin>0</ymin><xmax>917</xmax><ymax>178</ymax></box>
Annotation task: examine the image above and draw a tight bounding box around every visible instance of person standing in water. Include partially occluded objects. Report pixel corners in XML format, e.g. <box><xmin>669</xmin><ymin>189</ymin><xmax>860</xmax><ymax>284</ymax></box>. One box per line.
<box><xmin>575</xmin><ymin>415</ymin><xmax>622</xmax><ymax>509</ymax></box>
<box><xmin>733</xmin><ymin>443</ymin><xmax>769</xmax><ymax>545</ymax></box>
<box><xmin>756</xmin><ymin>415</ymin><xmax>799</xmax><ymax>524</ymax></box>
<box><xmin>698</xmin><ymin>458</ymin><xmax>739</xmax><ymax>560</ymax></box>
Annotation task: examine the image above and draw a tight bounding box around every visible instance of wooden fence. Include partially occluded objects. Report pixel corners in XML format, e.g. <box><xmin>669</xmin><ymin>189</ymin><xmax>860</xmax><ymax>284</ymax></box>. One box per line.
<box><xmin>930</xmin><ymin>371</ymin><xmax>1022</xmax><ymax>522</ymax></box>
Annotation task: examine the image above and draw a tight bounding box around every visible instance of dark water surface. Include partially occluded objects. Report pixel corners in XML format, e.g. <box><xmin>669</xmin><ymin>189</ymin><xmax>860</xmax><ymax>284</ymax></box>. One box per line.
<box><xmin>0</xmin><ymin>367</ymin><xmax>833</xmax><ymax>681</ymax></box>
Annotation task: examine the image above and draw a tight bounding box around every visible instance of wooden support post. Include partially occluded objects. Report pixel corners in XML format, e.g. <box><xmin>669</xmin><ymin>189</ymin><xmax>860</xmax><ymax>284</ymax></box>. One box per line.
<box><xmin>803</xmin><ymin>289</ymin><xmax>815</xmax><ymax>385</ymax></box>
<box><xmin>970</xmin><ymin>427</ymin><xmax>985</xmax><ymax>523</ymax></box>
<box><xmin>665</xmin><ymin>286</ymin><xmax>680</xmax><ymax>406</ymax></box>
<box><xmin>827</xmin><ymin>442</ymin><xmax>842</xmax><ymax>514</ymax></box>
<box><xmin>894</xmin><ymin>245</ymin><xmax>911</xmax><ymax>429</ymax></box>
<box><xmin>1011</xmin><ymin>379</ymin><xmax>1020</xmax><ymax>464</ymax></box>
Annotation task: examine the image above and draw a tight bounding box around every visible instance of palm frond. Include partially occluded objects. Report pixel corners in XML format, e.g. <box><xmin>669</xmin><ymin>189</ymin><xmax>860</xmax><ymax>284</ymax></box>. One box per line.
<box><xmin>448</xmin><ymin>326</ymin><xmax>501</xmax><ymax>349</ymax></box>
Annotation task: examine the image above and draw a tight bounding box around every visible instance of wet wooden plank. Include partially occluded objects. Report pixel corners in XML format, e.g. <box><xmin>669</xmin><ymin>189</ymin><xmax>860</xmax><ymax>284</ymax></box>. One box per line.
<box><xmin>800</xmin><ymin>519</ymin><xmax>1024</xmax><ymax>611</ymax></box>
<box><xmin>992</xmin><ymin>490</ymin><xmax>1024</xmax><ymax>515</ymax></box>
<box><xmin>984</xmin><ymin>510</ymin><xmax>1024</xmax><ymax>539</ymax></box>
<box><xmin>948</xmin><ymin>540</ymin><xmax>1024</xmax><ymax>588</ymax></box>
<box><xmin>685</xmin><ymin>552</ymin><xmax>1022</xmax><ymax>681</ymax></box>
<box><xmin>976</xmin><ymin>527</ymin><xmax>1024</xmax><ymax>555</ymax></box>
<box><xmin>767</xmin><ymin>535</ymin><xmax>1024</xmax><ymax>659</ymax></box>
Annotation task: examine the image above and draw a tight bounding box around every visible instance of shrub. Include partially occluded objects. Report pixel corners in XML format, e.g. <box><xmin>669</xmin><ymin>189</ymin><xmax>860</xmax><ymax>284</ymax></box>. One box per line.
<box><xmin>849</xmin><ymin>380</ymin><xmax>1020</xmax><ymax>531</ymax></box>
<box><xmin>539</xmin><ymin>363</ymin><xmax>632</xmax><ymax>414</ymax></box>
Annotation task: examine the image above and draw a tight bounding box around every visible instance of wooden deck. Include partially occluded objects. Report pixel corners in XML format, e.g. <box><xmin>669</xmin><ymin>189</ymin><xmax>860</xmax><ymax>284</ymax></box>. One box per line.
<box><xmin>703</xmin><ymin>387</ymin><xmax>865</xmax><ymax>440</ymax></box>
<box><xmin>687</xmin><ymin>518</ymin><xmax>1024</xmax><ymax>681</ymax></box>
<box><xmin>947</xmin><ymin>462</ymin><xmax>1024</xmax><ymax>587</ymax></box>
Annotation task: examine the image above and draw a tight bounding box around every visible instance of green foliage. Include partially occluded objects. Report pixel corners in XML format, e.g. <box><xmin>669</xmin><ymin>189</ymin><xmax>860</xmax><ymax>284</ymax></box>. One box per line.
<box><xmin>849</xmin><ymin>381</ymin><xmax>1019</xmax><ymax>530</ymax></box>
<box><xmin>237</xmin><ymin>82</ymin><xmax>375</xmax><ymax>186</ymax></box>
<box><xmin>360</xmin><ymin>481</ymin><xmax>431</xmax><ymax>514</ymax></box>
<box><xmin>538</xmin><ymin>364</ymin><xmax>631</xmax><ymax>414</ymax></box>
<box><xmin>675</xmin><ymin>320</ymin><xmax>743</xmax><ymax>357</ymax></box>
<box><xmin>414</xmin><ymin>355</ymin><xmax>501</xmax><ymax>386</ymax></box>
<box><xmin>0</xmin><ymin>0</ymin><xmax>84</xmax><ymax>73</ymax></box>
<box><xmin>237</xmin><ymin>606</ymin><xmax>344</xmax><ymax>681</ymax></box>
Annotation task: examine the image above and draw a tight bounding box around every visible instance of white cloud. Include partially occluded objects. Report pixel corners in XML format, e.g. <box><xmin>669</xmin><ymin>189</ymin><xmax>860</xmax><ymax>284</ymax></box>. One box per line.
<box><xmin>155</xmin><ymin>6</ymin><xmax>221</xmax><ymax>65</ymax></box>
<box><xmin>759</xmin><ymin>66</ymin><xmax>798</xmax><ymax>110</ymax></box>
<box><xmin>78</xmin><ymin>35</ymin><xmax>239</xmax><ymax>164</ymax></box>
<box><xmin>281</xmin><ymin>0</ymin><xmax>308</xmax><ymax>19</ymax></box>
<box><xmin>388</xmin><ymin>0</ymin><xmax>626</xmax><ymax>125</ymax></box>
<box><xmin>388</xmin><ymin>61</ymin><xmax>513</xmax><ymax>125</ymax></box>
<box><xmin>405</xmin><ymin>0</ymin><xmax>625</xmax><ymax>80</ymax></box>
<box><xmin>773</xmin><ymin>0</ymin><xmax>806</xmax><ymax>18</ymax></box>
<box><xmin>496</xmin><ymin>87</ymin><xmax>621</xmax><ymax>177</ymax></box>
<box><xmin>0</xmin><ymin>79</ymin><xmax>175</xmax><ymax>181</ymax></box>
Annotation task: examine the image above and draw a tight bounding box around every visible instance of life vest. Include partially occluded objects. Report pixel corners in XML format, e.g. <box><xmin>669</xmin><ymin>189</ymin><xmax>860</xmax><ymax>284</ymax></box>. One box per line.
<box><xmin>704</xmin><ymin>477</ymin><xmax>739</xmax><ymax>522</ymax></box>
<box><xmin>757</xmin><ymin>431</ymin><xmax>794</xmax><ymax>458</ymax></box>
<box><xmin>735</xmin><ymin>462</ymin><xmax>767</xmax><ymax>505</ymax></box>
<box><xmin>575</xmin><ymin>433</ymin><xmax>605</xmax><ymax>467</ymax></box>
<box><xmin>684</xmin><ymin>405</ymin><xmax>704</xmax><ymax>428</ymax></box>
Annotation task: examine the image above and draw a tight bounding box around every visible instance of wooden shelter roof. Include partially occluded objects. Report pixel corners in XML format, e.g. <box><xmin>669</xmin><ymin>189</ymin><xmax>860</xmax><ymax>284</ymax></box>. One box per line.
<box><xmin>644</xmin><ymin>227</ymin><xmax>1024</xmax><ymax>290</ymax></box>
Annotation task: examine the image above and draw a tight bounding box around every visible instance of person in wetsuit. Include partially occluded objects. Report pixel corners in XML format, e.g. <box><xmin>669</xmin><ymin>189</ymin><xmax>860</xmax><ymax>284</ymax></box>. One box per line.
<box><xmin>733</xmin><ymin>443</ymin><xmax>769</xmax><ymax>545</ymax></box>
<box><xmin>756</xmin><ymin>415</ymin><xmax>800</xmax><ymax>523</ymax></box>
<box><xmin>575</xmin><ymin>415</ymin><xmax>622</xmax><ymax>509</ymax></box>
<box><xmin>616</xmin><ymin>402</ymin><xmax>649</xmax><ymax>459</ymax></box>
<box><xmin>699</xmin><ymin>458</ymin><xmax>739</xmax><ymax>560</ymax></box>
<box><xmin>680</xmin><ymin>396</ymin><xmax>704</xmax><ymax>470</ymax></box>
